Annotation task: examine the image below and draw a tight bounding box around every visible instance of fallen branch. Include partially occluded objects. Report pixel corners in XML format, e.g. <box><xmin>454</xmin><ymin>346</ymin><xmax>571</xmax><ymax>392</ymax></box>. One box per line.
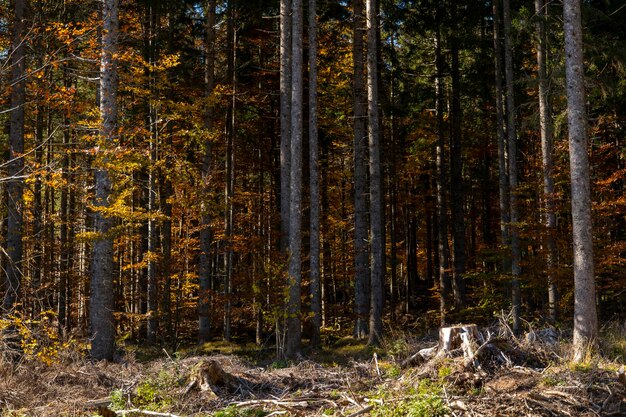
<box><xmin>345</xmin><ymin>404</ymin><xmax>374</xmax><ymax>417</ymax></box>
<box><xmin>115</xmin><ymin>410</ymin><xmax>181</xmax><ymax>417</ymax></box>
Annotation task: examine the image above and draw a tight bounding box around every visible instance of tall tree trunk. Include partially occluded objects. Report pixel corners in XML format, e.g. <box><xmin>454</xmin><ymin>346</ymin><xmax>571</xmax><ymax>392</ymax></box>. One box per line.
<box><xmin>145</xmin><ymin>0</ymin><xmax>158</xmax><ymax>345</ymax></box>
<box><xmin>90</xmin><ymin>0</ymin><xmax>119</xmax><ymax>361</ymax></box>
<box><xmin>535</xmin><ymin>0</ymin><xmax>558</xmax><ymax>322</ymax></box>
<box><xmin>435</xmin><ymin>27</ymin><xmax>451</xmax><ymax>326</ymax></box>
<box><xmin>449</xmin><ymin>27</ymin><xmax>467</xmax><ymax>308</ymax></box>
<box><xmin>286</xmin><ymin>0</ymin><xmax>303</xmax><ymax>357</ymax></box>
<box><xmin>280</xmin><ymin>0</ymin><xmax>292</xmax><ymax>254</ymax></box>
<box><xmin>563</xmin><ymin>0</ymin><xmax>598</xmax><ymax>362</ymax></box>
<box><xmin>493</xmin><ymin>0</ymin><xmax>510</xmax><ymax>273</ymax></box>
<box><xmin>352</xmin><ymin>0</ymin><xmax>369</xmax><ymax>339</ymax></box>
<box><xmin>4</xmin><ymin>0</ymin><xmax>26</xmax><ymax>312</ymax></box>
<box><xmin>502</xmin><ymin>0</ymin><xmax>521</xmax><ymax>334</ymax></box>
<box><xmin>198</xmin><ymin>0</ymin><xmax>216</xmax><ymax>344</ymax></box>
<box><xmin>308</xmin><ymin>0</ymin><xmax>321</xmax><ymax>348</ymax></box>
<box><xmin>366</xmin><ymin>0</ymin><xmax>384</xmax><ymax>345</ymax></box>
<box><xmin>223</xmin><ymin>1</ymin><xmax>236</xmax><ymax>342</ymax></box>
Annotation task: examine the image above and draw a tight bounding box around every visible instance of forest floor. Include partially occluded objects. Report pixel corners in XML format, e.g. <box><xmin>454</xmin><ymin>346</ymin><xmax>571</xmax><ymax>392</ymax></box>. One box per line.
<box><xmin>1</xmin><ymin>322</ymin><xmax>625</xmax><ymax>417</ymax></box>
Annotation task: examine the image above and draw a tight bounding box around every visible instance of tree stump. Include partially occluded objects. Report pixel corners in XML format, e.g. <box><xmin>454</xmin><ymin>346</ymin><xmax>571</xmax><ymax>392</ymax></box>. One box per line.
<box><xmin>438</xmin><ymin>324</ymin><xmax>484</xmax><ymax>359</ymax></box>
<box><xmin>185</xmin><ymin>359</ymin><xmax>240</xmax><ymax>397</ymax></box>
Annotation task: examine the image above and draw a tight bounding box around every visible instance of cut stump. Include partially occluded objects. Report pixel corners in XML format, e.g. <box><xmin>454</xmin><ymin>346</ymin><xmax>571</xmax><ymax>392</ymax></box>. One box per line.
<box><xmin>184</xmin><ymin>359</ymin><xmax>240</xmax><ymax>397</ymax></box>
<box><xmin>438</xmin><ymin>324</ymin><xmax>484</xmax><ymax>359</ymax></box>
<box><xmin>402</xmin><ymin>324</ymin><xmax>484</xmax><ymax>368</ymax></box>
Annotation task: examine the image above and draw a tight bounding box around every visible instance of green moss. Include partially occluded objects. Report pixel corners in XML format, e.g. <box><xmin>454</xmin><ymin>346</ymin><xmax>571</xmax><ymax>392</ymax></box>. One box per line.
<box><xmin>212</xmin><ymin>405</ymin><xmax>267</xmax><ymax>417</ymax></box>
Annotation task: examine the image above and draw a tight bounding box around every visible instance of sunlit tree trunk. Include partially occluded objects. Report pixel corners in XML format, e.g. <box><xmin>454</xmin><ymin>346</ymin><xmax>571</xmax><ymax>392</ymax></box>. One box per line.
<box><xmin>286</xmin><ymin>0</ymin><xmax>303</xmax><ymax>357</ymax></box>
<box><xmin>535</xmin><ymin>0</ymin><xmax>558</xmax><ymax>322</ymax></box>
<box><xmin>502</xmin><ymin>0</ymin><xmax>521</xmax><ymax>334</ymax></box>
<box><xmin>90</xmin><ymin>0</ymin><xmax>119</xmax><ymax>360</ymax></box>
<box><xmin>367</xmin><ymin>0</ymin><xmax>384</xmax><ymax>345</ymax></box>
<box><xmin>563</xmin><ymin>0</ymin><xmax>598</xmax><ymax>362</ymax></box>
<box><xmin>352</xmin><ymin>0</ymin><xmax>369</xmax><ymax>339</ymax></box>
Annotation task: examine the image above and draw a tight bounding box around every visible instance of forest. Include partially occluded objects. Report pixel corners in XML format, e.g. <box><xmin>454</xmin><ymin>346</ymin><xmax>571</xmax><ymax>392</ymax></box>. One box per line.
<box><xmin>0</xmin><ymin>0</ymin><xmax>625</xmax><ymax>416</ymax></box>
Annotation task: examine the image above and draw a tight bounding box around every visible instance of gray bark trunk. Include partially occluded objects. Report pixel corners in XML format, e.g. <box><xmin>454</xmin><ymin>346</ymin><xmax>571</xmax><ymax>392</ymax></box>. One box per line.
<box><xmin>90</xmin><ymin>0</ymin><xmax>119</xmax><ymax>361</ymax></box>
<box><xmin>223</xmin><ymin>2</ymin><xmax>236</xmax><ymax>342</ymax></box>
<box><xmin>435</xmin><ymin>28</ymin><xmax>451</xmax><ymax>326</ymax></box>
<box><xmin>493</xmin><ymin>0</ymin><xmax>510</xmax><ymax>272</ymax></box>
<box><xmin>450</xmin><ymin>32</ymin><xmax>467</xmax><ymax>309</ymax></box>
<box><xmin>280</xmin><ymin>0</ymin><xmax>292</xmax><ymax>254</ymax></box>
<box><xmin>352</xmin><ymin>0</ymin><xmax>369</xmax><ymax>339</ymax></box>
<box><xmin>286</xmin><ymin>0</ymin><xmax>303</xmax><ymax>357</ymax></box>
<box><xmin>198</xmin><ymin>0</ymin><xmax>216</xmax><ymax>343</ymax></box>
<box><xmin>503</xmin><ymin>0</ymin><xmax>522</xmax><ymax>334</ymax></box>
<box><xmin>366</xmin><ymin>0</ymin><xmax>384</xmax><ymax>345</ymax></box>
<box><xmin>4</xmin><ymin>0</ymin><xmax>26</xmax><ymax>312</ymax></box>
<box><xmin>308</xmin><ymin>0</ymin><xmax>321</xmax><ymax>348</ymax></box>
<box><xmin>562</xmin><ymin>0</ymin><xmax>598</xmax><ymax>362</ymax></box>
<box><xmin>535</xmin><ymin>0</ymin><xmax>558</xmax><ymax>322</ymax></box>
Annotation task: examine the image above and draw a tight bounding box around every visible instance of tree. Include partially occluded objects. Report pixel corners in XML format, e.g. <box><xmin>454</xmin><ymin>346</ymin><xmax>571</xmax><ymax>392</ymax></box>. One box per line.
<box><xmin>562</xmin><ymin>0</ymin><xmax>598</xmax><ymax>362</ymax></box>
<box><xmin>3</xmin><ymin>0</ymin><xmax>26</xmax><ymax>312</ymax></box>
<box><xmin>90</xmin><ymin>0</ymin><xmax>119</xmax><ymax>360</ymax></box>
<box><xmin>286</xmin><ymin>0</ymin><xmax>303</xmax><ymax>357</ymax></box>
<box><xmin>353</xmin><ymin>0</ymin><xmax>369</xmax><ymax>339</ymax></box>
<box><xmin>502</xmin><ymin>0</ymin><xmax>521</xmax><ymax>334</ymax></box>
<box><xmin>198</xmin><ymin>0</ymin><xmax>217</xmax><ymax>344</ymax></box>
<box><xmin>367</xmin><ymin>0</ymin><xmax>384</xmax><ymax>345</ymax></box>
<box><xmin>280</xmin><ymin>0</ymin><xmax>292</xmax><ymax>254</ymax></box>
<box><xmin>535</xmin><ymin>0</ymin><xmax>558</xmax><ymax>322</ymax></box>
<box><xmin>309</xmin><ymin>0</ymin><xmax>322</xmax><ymax>348</ymax></box>
<box><xmin>435</xmin><ymin>23</ymin><xmax>451</xmax><ymax>325</ymax></box>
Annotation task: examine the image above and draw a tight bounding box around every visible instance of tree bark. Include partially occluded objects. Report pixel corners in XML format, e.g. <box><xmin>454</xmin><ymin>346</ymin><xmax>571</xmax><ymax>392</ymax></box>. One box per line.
<box><xmin>286</xmin><ymin>0</ymin><xmax>303</xmax><ymax>357</ymax></box>
<box><xmin>352</xmin><ymin>0</ymin><xmax>369</xmax><ymax>339</ymax></box>
<box><xmin>502</xmin><ymin>0</ymin><xmax>521</xmax><ymax>334</ymax></box>
<box><xmin>280</xmin><ymin>0</ymin><xmax>292</xmax><ymax>255</ymax></box>
<box><xmin>562</xmin><ymin>0</ymin><xmax>598</xmax><ymax>362</ymax></box>
<box><xmin>366</xmin><ymin>0</ymin><xmax>384</xmax><ymax>345</ymax></box>
<box><xmin>535</xmin><ymin>0</ymin><xmax>558</xmax><ymax>322</ymax></box>
<box><xmin>435</xmin><ymin>27</ymin><xmax>451</xmax><ymax>326</ymax></box>
<box><xmin>493</xmin><ymin>0</ymin><xmax>510</xmax><ymax>273</ymax></box>
<box><xmin>198</xmin><ymin>0</ymin><xmax>216</xmax><ymax>344</ymax></box>
<box><xmin>4</xmin><ymin>0</ymin><xmax>26</xmax><ymax>312</ymax></box>
<box><xmin>308</xmin><ymin>0</ymin><xmax>321</xmax><ymax>348</ymax></box>
<box><xmin>90</xmin><ymin>0</ymin><xmax>119</xmax><ymax>361</ymax></box>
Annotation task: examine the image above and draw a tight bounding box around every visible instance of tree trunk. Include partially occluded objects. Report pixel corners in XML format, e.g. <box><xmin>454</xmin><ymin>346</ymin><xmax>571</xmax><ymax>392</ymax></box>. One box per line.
<box><xmin>308</xmin><ymin>0</ymin><xmax>321</xmax><ymax>348</ymax></box>
<box><xmin>367</xmin><ymin>0</ymin><xmax>384</xmax><ymax>345</ymax></box>
<box><xmin>198</xmin><ymin>0</ymin><xmax>216</xmax><ymax>344</ymax></box>
<box><xmin>352</xmin><ymin>0</ymin><xmax>369</xmax><ymax>339</ymax></box>
<box><xmin>223</xmin><ymin>1</ymin><xmax>236</xmax><ymax>342</ymax></box>
<box><xmin>280</xmin><ymin>0</ymin><xmax>292</xmax><ymax>255</ymax></box>
<box><xmin>286</xmin><ymin>0</ymin><xmax>303</xmax><ymax>358</ymax></box>
<box><xmin>493</xmin><ymin>0</ymin><xmax>510</xmax><ymax>274</ymax></box>
<box><xmin>502</xmin><ymin>0</ymin><xmax>521</xmax><ymax>334</ymax></box>
<box><xmin>562</xmin><ymin>0</ymin><xmax>598</xmax><ymax>362</ymax></box>
<box><xmin>4</xmin><ymin>0</ymin><xmax>26</xmax><ymax>312</ymax></box>
<box><xmin>90</xmin><ymin>0</ymin><xmax>119</xmax><ymax>361</ymax></box>
<box><xmin>435</xmin><ymin>27</ymin><xmax>451</xmax><ymax>326</ymax></box>
<box><xmin>450</xmin><ymin>28</ymin><xmax>467</xmax><ymax>309</ymax></box>
<box><xmin>535</xmin><ymin>0</ymin><xmax>558</xmax><ymax>323</ymax></box>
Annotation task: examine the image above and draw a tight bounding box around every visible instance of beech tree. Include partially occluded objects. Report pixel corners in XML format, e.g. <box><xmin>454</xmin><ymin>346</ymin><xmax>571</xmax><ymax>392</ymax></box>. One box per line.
<box><xmin>563</xmin><ymin>0</ymin><xmax>598</xmax><ymax>362</ymax></box>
